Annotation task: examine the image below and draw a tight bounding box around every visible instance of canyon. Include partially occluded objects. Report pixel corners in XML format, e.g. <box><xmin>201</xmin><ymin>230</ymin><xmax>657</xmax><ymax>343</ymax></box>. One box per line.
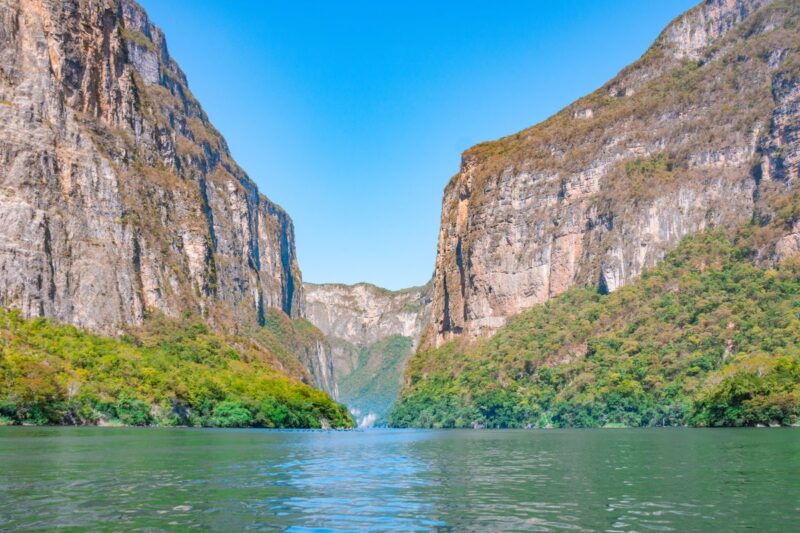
<box><xmin>303</xmin><ymin>281</ymin><xmax>431</xmax><ymax>423</ymax></box>
<box><xmin>3</xmin><ymin>1</ymin><xmax>800</xmax><ymax>529</ymax></box>
<box><xmin>0</xmin><ymin>0</ymin><xmax>428</xmax><ymax>412</ymax></box>
<box><xmin>2</xmin><ymin>0</ymin><xmax>800</xmax><ymax>428</ymax></box>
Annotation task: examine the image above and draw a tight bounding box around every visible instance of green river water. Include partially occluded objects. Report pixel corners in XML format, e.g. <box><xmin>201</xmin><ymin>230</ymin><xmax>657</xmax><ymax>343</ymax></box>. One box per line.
<box><xmin>0</xmin><ymin>427</ymin><xmax>798</xmax><ymax>531</ymax></box>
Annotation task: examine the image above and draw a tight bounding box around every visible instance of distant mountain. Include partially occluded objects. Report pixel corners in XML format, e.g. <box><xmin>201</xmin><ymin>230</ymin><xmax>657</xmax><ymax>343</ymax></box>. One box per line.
<box><xmin>303</xmin><ymin>281</ymin><xmax>431</xmax><ymax>425</ymax></box>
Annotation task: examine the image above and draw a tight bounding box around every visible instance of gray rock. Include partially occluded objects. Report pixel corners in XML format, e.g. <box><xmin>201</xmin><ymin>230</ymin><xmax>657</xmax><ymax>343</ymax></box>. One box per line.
<box><xmin>427</xmin><ymin>0</ymin><xmax>800</xmax><ymax>347</ymax></box>
<box><xmin>0</xmin><ymin>0</ymin><xmax>303</xmax><ymax>335</ymax></box>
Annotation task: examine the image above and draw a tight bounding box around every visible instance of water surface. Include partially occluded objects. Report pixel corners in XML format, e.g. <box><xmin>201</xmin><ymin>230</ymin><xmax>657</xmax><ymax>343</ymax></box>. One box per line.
<box><xmin>1</xmin><ymin>427</ymin><xmax>798</xmax><ymax>531</ymax></box>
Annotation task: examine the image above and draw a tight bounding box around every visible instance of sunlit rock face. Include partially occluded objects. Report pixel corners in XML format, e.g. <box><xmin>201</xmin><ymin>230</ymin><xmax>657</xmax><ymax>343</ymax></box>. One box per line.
<box><xmin>0</xmin><ymin>0</ymin><xmax>302</xmax><ymax>334</ymax></box>
<box><xmin>304</xmin><ymin>283</ymin><xmax>432</xmax><ymax>349</ymax></box>
<box><xmin>429</xmin><ymin>0</ymin><xmax>800</xmax><ymax>346</ymax></box>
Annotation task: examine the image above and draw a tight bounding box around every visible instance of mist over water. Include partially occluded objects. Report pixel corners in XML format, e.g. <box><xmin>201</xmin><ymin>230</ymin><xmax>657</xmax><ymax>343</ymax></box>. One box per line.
<box><xmin>357</xmin><ymin>413</ymin><xmax>378</xmax><ymax>429</ymax></box>
<box><xmin>1</xmin><ymin>427</ymin><xmax>799</xmax><ymax>531</ymax></box>
<box><xmin>350</xmin><ymin>408</ymin><xmax>379</xmax><ymax>429</ymax></box>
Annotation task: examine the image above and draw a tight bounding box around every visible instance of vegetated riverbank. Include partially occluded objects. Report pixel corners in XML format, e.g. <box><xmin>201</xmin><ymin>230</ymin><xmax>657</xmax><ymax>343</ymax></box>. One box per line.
<box><xmin>0</xmin><ymin>310</ymin><xmax>353</xmax><ymax>429</ymax></box>
<box><xmin>391</xmin><ymin>226</ymin><xmax>800</xmax><ymax>429</ymax></box>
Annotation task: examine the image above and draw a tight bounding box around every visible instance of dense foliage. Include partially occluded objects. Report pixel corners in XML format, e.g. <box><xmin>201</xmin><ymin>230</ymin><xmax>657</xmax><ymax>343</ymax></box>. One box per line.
<box><xmin>0</xmin><ymin>312</ymin><xmax>353</xmax><ymax>428</ymax></box>
<box><xmin>390</xmin><ymin>231</ymin><xmax>800</xmax><ymax>428</ymax></box>
<box><xmin>246</xmin><ymin>309</ymin><xmax>329</xmax><ymax>383</ymax></box>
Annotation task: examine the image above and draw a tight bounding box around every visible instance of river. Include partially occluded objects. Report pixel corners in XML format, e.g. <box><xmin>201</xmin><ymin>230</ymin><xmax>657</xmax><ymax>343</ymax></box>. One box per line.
<box><xmin>1</xmin><ymin>427</ymin><xmax>798</xmax><ymax>531</ymax></box>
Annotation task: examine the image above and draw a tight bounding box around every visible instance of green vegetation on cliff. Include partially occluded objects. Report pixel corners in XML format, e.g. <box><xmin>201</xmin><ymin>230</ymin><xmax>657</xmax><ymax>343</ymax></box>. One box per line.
<box><xmin>339</xmin><ymin>335</ymin><xmax>413</xmax><ymax>423</ymax></box>
<box><xmin>390</xmin><ymin>230</ymin><xmax>800</xmax><ymax>428</ymax></box>
<box><xmin>0</xmin><ymin>311</ymin><xmax>353</xmax><ymax>428</ymax></box>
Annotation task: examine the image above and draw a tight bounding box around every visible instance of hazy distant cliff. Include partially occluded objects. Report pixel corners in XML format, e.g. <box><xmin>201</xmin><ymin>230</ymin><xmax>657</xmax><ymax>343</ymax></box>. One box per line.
<box><xmin>304</xmin><ymin>282</ymin><xmax>432</xmax><ymax>349</ymax></box>
<box><xmin>0</xmin><ymin>0</ymin><xmax>302</xmax><ymax>334</ymax></box>
<box><xmin>303</xmin><ymin>281</ymin><xmax>432</xmax><ymax>422</ymax></box>
<box><xmin>429</xmin><ymin>0</ymin><xmax>799</xmax><ymax>346</ymax></box>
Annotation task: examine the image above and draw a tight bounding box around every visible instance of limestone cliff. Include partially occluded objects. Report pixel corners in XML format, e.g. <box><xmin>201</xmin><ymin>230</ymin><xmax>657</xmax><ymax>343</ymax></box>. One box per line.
<box><xmin>0</xmin><ymin>0</ymin><xmax>301</xmax><ymax>336</ymax></box>
<box><xmin>430</xmin><ymin>0</ymin><xmax>800</xmax><ymax>346</ymax></box>
<box><xmin>303</xmin><ymin>281</ymin><xmax>432</xmax><ymax>422</ymax></box>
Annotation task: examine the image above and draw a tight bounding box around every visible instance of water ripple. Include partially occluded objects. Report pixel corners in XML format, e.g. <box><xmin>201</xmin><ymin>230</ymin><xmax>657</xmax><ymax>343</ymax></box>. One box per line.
<box><xmin>1</xmin><ymin>428</ymin><xmax>799</xmax><ymax>531</ymax></box>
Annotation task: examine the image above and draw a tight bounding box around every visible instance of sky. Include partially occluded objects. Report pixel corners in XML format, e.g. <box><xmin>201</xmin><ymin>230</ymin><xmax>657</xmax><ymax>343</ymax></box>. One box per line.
<box><xmin>137</xmin><ymin>0</ymin><xmax>697</xmax><ymax>290</ymax></box>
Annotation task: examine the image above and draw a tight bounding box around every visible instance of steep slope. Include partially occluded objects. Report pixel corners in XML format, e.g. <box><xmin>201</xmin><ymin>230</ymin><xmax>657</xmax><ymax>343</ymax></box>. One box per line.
<box><xmin>392</xmin><ymin>222</ymin><xmax>800</xmax><ymax>428</ymax></box>
<box><xmin>246</xmin><ymin>309</ymin><xmax>338</xmax><ymax>398</ymax></box>
<box><xmin>429</xmin><ymin>0</ymin><xmax>800</xmax><ymax>346</ymax></box>
<box><xmin>303</xmin><ymin>281</ymin><xmax>431</xmax><ymax>424</ymax></box>
<box><xmin>0</xmin><ymin>310</ymin><xmax>352</xmax><ymax>428</ymax></box>
<box><xmin>0</xmin><ymin>0</ymin><xmax>341</xmax><ymax>398</ymax></box>
<box><xmin>0</xmin><ymin>0</ymin><xmax>301</xmax><ymax>334</ymax></box>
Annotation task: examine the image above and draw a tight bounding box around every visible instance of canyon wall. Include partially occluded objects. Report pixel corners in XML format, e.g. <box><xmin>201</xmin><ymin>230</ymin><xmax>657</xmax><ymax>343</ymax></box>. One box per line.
<box><xmin>0</xmin><ymin>0</ymin><xmax>302</xmax><ymax>335</ymax></box>
<box><xmin>429</xmin><ymin>0</ymin><xmax>800</xmax><ymax>346</ymax></box>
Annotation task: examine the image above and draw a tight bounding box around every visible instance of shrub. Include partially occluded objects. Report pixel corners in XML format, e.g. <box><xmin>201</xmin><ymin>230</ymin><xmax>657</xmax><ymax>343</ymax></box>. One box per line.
<box><xmin>115</xmin><ymin>396</ymin><xmax>153</xmax><ymax>426</ymax></box>
<box><xmin>211</xmin><ymin>401</ymin><xmax>253</xmax><ymax>428</ymax></box>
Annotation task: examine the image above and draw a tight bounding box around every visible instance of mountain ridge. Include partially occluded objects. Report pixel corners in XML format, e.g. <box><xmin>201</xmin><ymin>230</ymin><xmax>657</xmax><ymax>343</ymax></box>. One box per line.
<box><xmin>302</xmin><ymin>280</ymin><xmax>432</xmax><ymax>424</ymax></box>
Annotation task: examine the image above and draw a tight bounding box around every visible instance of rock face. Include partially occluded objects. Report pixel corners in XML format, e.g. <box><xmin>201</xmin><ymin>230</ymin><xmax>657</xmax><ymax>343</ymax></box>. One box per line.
<box><xmin>304</xmin><ymin>282</ymin><xmax>432</xmax><ymax>352</ymax></box>
<box><xmin>303</xmin><ymin>281</ymin><xmax>432</xmax><ymax>423</ymax></box>
<box><xmin>0</xmin><ymin>0</ymin><xmax>302</xmax><ymax>335</ymax></box>
<box><xmin>429</xmin><ymin>0</ymin><xmax>800</xmax><ymax>346</ymax></box>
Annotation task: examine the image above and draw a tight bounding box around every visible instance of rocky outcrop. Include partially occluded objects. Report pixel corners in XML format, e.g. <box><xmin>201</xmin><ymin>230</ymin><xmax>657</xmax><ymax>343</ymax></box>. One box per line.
<box><xmin>303</xmin><ymin>281</ymin><xmax>432</xmax><ymax>422</ymax></box>
<box><xmin>0</xmin><ymin>0</ymin><xmax>302</xmax><ymax>335</ymax></box>
<box><xmin>661</xmin><ymin>0</ymin><xmax>773</xmax><ymax>60</ymax></box>
<box><xmin>429</xmin><ymin>0</ymin><xmax>800</xmax><ymax>346</ymax></box>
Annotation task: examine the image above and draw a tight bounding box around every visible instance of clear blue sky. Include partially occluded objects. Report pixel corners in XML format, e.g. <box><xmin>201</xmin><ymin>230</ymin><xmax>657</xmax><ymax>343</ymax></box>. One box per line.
<box><xmin>138</xmin><ymin>0</ymin><xmax>697</xmax><ymax>290</ymax></box>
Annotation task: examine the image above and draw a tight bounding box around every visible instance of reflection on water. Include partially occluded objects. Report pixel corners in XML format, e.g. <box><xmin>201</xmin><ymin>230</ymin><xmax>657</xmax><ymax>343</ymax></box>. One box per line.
<box><xmin>1</xmin><ymin>428</ymin><xmax>799</xmax><ymax>531</ymax></box>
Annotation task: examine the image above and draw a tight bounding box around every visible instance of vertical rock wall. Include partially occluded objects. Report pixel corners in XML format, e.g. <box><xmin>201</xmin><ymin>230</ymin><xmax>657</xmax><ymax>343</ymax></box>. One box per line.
<box><xmin>429</xmin><ymin>0</ymin><xmax>800</xmax><ymax>346</ymax></box>
<box><xmin>0</xmin><ymin>0</ymin><xmax>303</xmax><ymax>334</ymax></box>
